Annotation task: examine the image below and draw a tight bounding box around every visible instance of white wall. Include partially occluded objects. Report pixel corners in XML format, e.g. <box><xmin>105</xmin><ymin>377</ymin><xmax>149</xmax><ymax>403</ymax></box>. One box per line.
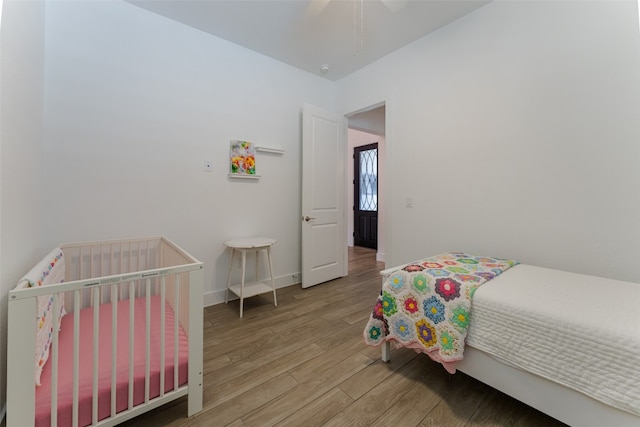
<box><xmin>348</xmin><ymin>107</ymin><xmax>386</xmax><ymax>135</ymax></box>
<box><xmin>1</xmin><ymin>0</ymin><xmax>637</xmax><ymax>418</ymax></box>
<box><xmin>41</xmin><ymin>0</ymin><xmax>334</xmax><ymax>305</ymax></box>
<box><xmin>336</xmin><ymin>0</ymin><xmax>640</xmax><ymax>282</ymax></box>
<box><xmin>347</xmin><ymin>128</ymin><xmax>386</xmax><ymax>262</ymax></box>
<box><xmin>0</xmin><ymin>0</ymin><xmax>46</xmax><ymax>416</ymax></box>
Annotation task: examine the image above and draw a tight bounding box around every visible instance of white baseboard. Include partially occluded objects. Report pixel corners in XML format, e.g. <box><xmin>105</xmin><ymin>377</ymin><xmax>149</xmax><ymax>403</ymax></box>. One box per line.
<box><xmin>203</xmin><ymin>273</ymin><xmax>301</xmax><ymax>307</ymax></box>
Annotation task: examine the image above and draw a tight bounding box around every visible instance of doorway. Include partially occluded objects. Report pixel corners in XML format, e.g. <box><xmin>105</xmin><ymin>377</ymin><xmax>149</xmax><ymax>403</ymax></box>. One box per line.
<box><xmin>353</xmin><ymin>143</ymin><xmax>378</xmax><ymax>249</ymax></box>
<box><xmin>346</xmin><ymin>103</ymin><xmax>385</xmax><ymax>262</ymax></box>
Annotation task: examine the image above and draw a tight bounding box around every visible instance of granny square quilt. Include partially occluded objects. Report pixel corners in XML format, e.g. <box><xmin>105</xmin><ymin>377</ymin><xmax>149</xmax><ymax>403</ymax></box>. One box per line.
<box><xmin>363</xmin><ymin>252</ymin><xmax>518</xmax><ymax>373</ymax></box>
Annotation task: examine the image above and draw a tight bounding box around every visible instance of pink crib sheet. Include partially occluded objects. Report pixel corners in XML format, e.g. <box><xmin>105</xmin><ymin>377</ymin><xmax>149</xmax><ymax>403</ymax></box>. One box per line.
<box><xmin>35</xmin><ymin>295</ymin><xmax>189</xmax><ymax>427</ymax></box>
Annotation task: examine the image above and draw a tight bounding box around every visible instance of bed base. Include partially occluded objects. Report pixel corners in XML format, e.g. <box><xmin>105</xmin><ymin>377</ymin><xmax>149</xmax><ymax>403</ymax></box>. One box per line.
<box><xmin>7</xmin><ymin>236</ymin><xmax>204</xmax><ymax>427</ymax></box>
<box><xmin>376</xmin><ymin>260</ymin><xmax>640</xmax><ymax>427</ymax></box>
<box><xmin>381</xmin><ymin>342</ymin><xmax>640</xmax><ymax>427</ymax></box>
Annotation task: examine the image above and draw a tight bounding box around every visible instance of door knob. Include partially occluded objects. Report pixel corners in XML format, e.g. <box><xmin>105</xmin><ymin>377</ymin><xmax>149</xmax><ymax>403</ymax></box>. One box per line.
<box><xmin>303</xmin><ymin>216</ymin><xmax>316</xmax><ymax>222</ymax></box>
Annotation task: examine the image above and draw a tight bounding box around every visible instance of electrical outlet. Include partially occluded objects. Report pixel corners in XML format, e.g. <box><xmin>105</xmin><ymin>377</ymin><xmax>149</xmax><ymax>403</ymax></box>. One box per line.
<box><xmin>292</xmin><ymin>273</ymin><xmax>301</xmax><ymax>283</ymax></box>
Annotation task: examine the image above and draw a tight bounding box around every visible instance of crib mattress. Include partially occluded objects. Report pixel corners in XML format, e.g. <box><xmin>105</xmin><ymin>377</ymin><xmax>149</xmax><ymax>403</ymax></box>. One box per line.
<box><xmin>466</xmin><ymin>264</ymin><xmax>640</xmax><ymax>417</ymax></box>
<box><xmin>36</xmin><ymin>296</ymin><xmax>189</xmax><ymax>427</ymax></box>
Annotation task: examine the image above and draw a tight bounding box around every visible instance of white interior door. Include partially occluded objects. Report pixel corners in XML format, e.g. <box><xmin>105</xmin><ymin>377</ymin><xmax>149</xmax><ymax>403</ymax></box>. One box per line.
<box><xmin>301</xmin><ymin>104</ymin><xmax>348</xmax><ymax>288</ymax></box>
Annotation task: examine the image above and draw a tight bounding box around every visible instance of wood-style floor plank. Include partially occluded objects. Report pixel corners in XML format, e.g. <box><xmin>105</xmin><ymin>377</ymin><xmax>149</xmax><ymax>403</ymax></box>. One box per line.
<box><xmin>338</xmin><ymin>348</ymin><xmax>418</xmax><ymax>401</ymax></box>
<box><xmin>241</xmin><ymin>352</ymin><xmax>374</xmax><ymax>427</ymax></box>
<box><xmin>198</xmin><ymin>373</ymin><xmax>299</xmax><ymax>427</ymax></box>
<box><xmin>274</xmin><ymin>387</ymin><xmax>354</xmax><ymax>427</ymax></box>
<box><xmin>117</xmin><ymin>246</ymin><xmax>567</xmax><ymax>427</ymax></box>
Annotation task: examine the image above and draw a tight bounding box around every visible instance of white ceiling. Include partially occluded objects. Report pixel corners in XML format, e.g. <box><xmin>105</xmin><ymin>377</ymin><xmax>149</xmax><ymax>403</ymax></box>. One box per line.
<box><xmin>126</xmin><ymin>0</ymin><xmax>489</xmax><ymax>81</ymax></box>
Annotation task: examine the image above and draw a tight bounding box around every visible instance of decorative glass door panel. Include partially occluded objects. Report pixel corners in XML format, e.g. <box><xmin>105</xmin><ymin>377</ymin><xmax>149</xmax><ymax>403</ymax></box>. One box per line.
<box><xmin>354</xmin><ymin>143</ymin><xmax>378</xmax><ymax>249</ymax></box>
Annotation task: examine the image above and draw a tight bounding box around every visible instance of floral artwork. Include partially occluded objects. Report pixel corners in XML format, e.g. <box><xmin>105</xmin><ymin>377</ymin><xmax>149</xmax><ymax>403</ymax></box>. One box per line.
<box><xmin>230</xmin><ymin>140</ymin><xmax>256</xmax><ymax>175</ymax></box>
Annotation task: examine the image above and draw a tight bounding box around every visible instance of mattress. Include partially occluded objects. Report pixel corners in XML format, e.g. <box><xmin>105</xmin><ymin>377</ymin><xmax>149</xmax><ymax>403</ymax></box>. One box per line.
<box><xmin>35</xmin><ymin>295</ymin><xmax>189</xmax><ymax>427</ymax></box>
<box><xmin>466</xmin><ymin>264</ymin><xmax>640</xmax><ymax>417</ymax></box>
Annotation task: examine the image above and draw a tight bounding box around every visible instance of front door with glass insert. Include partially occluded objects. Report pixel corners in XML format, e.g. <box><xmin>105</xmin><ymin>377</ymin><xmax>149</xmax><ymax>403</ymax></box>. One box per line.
<box><xmin>353</xmin><ymin>143</ymin><xmax>378</xmax><ymax>249</ymax></box>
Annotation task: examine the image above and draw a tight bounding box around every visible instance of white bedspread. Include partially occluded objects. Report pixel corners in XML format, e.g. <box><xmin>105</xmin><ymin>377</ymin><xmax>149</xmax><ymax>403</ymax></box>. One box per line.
<box><xmin>466</xmin><ymin>264</ymin><xmax>640</xmax><ymax>417</ymax></box>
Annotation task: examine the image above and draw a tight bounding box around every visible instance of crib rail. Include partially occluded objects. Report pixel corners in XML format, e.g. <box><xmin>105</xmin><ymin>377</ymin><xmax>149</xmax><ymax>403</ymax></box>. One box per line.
<box><xmin>7</xmin><ymin>236</ymin><xmax>203</xmax><ymax>427</ymax></box>
<box><xmin>61</xmin><ymin>236</ymin><xmax>194</xmax><ymax>330</ymax></box>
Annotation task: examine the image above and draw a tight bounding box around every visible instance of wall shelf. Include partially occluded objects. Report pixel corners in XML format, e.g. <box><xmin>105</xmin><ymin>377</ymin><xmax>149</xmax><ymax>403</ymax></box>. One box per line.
<box><xmin>255</xmin><ymin>146</ymin><xmax>284</xmax><ymax>155</ymax></box>
<box><xmin>228</xmin><ymin>174</ymin><xmax>261</xmax><ymax>180</ymax></box>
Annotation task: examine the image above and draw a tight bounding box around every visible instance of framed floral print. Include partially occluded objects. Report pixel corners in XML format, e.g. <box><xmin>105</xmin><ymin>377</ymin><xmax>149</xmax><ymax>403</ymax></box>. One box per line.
<box><xmin>229</xmin><ymin>140</ymin><xmax>256</xmax><ymax>176</ymax></box>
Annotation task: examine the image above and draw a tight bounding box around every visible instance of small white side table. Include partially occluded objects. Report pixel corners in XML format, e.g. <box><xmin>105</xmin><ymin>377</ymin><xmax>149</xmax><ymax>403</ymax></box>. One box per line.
<box><xmin>224</xmin><ymin>237</ymin><xmax>277</xmax><ymax>318</ymax></box>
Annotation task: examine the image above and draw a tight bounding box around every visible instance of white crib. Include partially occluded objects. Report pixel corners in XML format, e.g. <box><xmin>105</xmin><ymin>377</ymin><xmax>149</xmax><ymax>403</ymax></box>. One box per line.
<box><xmin>6</xmin><ymin>236</ymin><xmax>204</xmax><ymax>427</ymax></box>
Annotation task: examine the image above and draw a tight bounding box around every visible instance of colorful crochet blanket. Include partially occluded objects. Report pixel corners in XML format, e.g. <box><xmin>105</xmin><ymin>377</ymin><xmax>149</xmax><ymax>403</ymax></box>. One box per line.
<box><xmin>363</xmin><ymin>253</ymin><xmax>518</xmax><ymax>373</ymax></box>
<box><xmin>18</xmin><ymin>247</ymin><xmax>66</xmax><ymax>386</ymax></box>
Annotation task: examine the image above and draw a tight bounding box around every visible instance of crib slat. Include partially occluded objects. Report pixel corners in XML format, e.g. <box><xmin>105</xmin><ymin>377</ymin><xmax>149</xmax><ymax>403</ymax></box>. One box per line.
<box><xmin>145</xmin><ymin>278</ymin><xmax>151</xmax><ymax>403</ymax></box>
<box><xmin>128</xmin><ymin>282</ymin><xmax>135</xmax><ymax>410</ymax></box>
<box><xmin>111</xmin><ymin>285</ymin><xmax>118</xmax><ymax>417</ymax></box>
<box><xmin>51</xmin><ymin>294</ymin><xmax>60</xmax><ymax>427</ymax></box>
<box><xmin>160</xmin><ymin>276</ymin><xmax>166</xmax><ymax>397</ymax></box>
<box><xmin>138</xmin><ymin>243</ymin><xmax>143</xmax><ymax>298</ymax></box>
<box><xmin>137</xmin><ymin>243</ymin><xmax>142</xmax><ymax>297</ymax></box>
<box><xmin>99</xmin><ymin>245</ymin><xmax>104</xmax><ymax>304</ymax></box>
<box><xmin>174</xmin><ymin>274</ymin><xmax>180</xmax><ymax>391</ymax></box>
<box><xmin>72</xmin><ymin>290</ymin><xmax>80</xmax><ymax>427</ymax></box>
<box><xmin>90</xmin><ymin>246</ymin><xmax>94</xmax><ymax>287</ymax></box>
<box><xmin>79</xmin><ymin>246</ymin><xmax>83</xmax><ymax>280</ymax></box>
<box><xmin>128</xmin><ymin>241</ymin><xmax>133</xmax><ymax>283</ymax></box>
<box><xmin>119</xmin><ymin>242</ymin><xmax>123</xmax><ymax>275</ymax></box>
<box><xmin>146</xmin><ymin>239</ymin><xmax>150</xmax><ymax>269</ymax></box>
<box><xmin>92</xmin><ymin>288</ymin><xmax>99</xmax><ymax>425</ymax></box>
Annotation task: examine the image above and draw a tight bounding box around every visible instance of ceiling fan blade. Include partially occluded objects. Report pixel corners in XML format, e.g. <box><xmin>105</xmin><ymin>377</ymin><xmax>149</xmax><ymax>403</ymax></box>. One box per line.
<box><xmin>306</xmin><ymin>0</ymin><xmax>331</xmax><ymax>16</ymax></box>
<box><xmin>380</xmin><ymin>0</ymin><xmax>407</xmax><ymax>13</ymax></box>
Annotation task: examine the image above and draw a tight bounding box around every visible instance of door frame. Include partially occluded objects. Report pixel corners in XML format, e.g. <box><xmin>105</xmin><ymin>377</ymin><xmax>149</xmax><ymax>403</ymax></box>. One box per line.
<box><xmin>345</xmin><ymin>101</ymin><xmax>387</xmax><ymax>264</ymax></box>
<box><xmin>299</xmin><ymin>100</ymin><xmax>389</xmax><ymax>287</ymax></box>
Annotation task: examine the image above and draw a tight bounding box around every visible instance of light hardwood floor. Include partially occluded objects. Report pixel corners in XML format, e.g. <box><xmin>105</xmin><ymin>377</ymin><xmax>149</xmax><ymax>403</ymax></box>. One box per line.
<box><xmin>121</xmin><ymin>246</ymin><xmax>567</xmax><ymax>427</ymax></box>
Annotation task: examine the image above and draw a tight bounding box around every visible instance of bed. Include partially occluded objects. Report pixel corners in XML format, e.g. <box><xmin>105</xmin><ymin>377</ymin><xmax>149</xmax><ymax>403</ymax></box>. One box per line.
<box><xmin>7</xmin><ymin>236</ymin><xmax>204</xmax><ymax>427</ymax></box>
<box><xmin>364</xmin><ymin>253</ymin><xmax>640</xmax><ymax>427</ymax></box>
